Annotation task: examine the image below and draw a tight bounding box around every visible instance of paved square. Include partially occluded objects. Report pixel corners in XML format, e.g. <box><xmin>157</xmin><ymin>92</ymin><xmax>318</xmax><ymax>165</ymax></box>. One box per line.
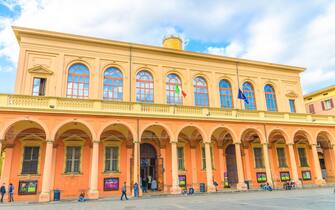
<box><xmin>1</xmin><ymin>188</ymin><xmax>335</xmax><ymax>210</ymax></box>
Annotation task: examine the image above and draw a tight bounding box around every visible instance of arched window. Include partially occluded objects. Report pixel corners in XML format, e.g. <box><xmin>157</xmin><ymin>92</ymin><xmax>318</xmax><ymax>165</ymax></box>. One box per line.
<box><xmin>166</xmin><ymin>74</ymin><xmax>182</xmax><ymax>105</ymax></box>
<box><xmin>194</xmin><ymin>76</ymin><xmax>209</xmax><ymax>106</ymax></box>
<box><xmin>264</xmin><ymin>84</ymin><xmax>277</xmax><ymax>112</ymax></box>
<box><xmin>103</xmin><ymin>67</ymin><xmax>123</xmax><ymax>100</ymax></box>
<box><xmin>136</xmin><ymin>70</ymin><xmax>154</xmax><ymax>103</ymax></box>
<box><xmin>242</xmin><ymin>82</ymin><xmax>256</xmax><ymax>110</ymax></box>
<box><xmin>219</xmin><ymin>80</ymin><xmax>233</xmax><ymax>108</ymax></box>
<box><xmin>66</xmin><ymin>63</ymin><xmax>89</xmax><ymax>99</ymax></box>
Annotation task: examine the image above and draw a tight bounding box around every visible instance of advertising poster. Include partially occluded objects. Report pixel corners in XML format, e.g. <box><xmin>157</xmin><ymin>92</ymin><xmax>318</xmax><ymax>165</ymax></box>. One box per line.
<box><xmin>178</xmin><ymin>175</ymin><xmax>186</xmax><ymax>190</ymax></box>
<box><xmin>256</xmin><ymin>172</ymin><xmax>267</xmax><ymax>183</ymax></box>
<box><xmin>302</xmin><ymin>171</ymin><xmax>311</xmax><ymax>180</ymax></box>
<box><xmin>104</xmin><ymin>177</ymin><xmax>119</xmax><ymax>191</ymax></box>
<box><xmin>280</xmin><ymin>172</ymin><xmax>290</xmax><ymax>181</ymax></box>
<box><xmin>18</xmin><ymin>180</ymin><xmax>38</xmax><ymax>195</ymax></box>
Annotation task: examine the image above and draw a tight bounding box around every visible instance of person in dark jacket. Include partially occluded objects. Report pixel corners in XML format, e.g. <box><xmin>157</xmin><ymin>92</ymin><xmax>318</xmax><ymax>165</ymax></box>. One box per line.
<box><xmin>0</xmin><ymin>183</ymin><xmax>6</xmax><ymax>203</ymax></box>
<box><xmin>8</xmin><ymin>183</ymin><xmax>14</xmax><ymax>202</ymax></box>
<box><xmin>120</xmin><ymin>182</ymin><xmax>128</xmax><ymax>200</ymax></box>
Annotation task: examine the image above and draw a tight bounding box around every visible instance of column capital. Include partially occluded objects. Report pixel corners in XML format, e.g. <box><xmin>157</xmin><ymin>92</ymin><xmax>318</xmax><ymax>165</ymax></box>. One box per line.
<box><xmin>170</xmin><ymin>140</ymin><xmax>178</xmax><ymax>144</ymax></box>
<box><xmin>203</xmin><ymin>141</ymin><xmax>211</xmax><ymax>145</ymax></box>
<box><xmin>262</xmin><ymin>142</ymin><xmax>269</xmax><ymax>146</ymax></box>
<box><xmin>46</xmin><ymin>140</ymin><xmax>54</xmax><ymax>143</ymax></box>
<box><xmin>234</xmin><ymin>142</ymin><xmax>241</xmax><ymax>145</ymax></box>
<box><xmin>287</xmin><ymin>143</ymin><xmax>294</xmax><ymax>146</ymax></box>
<box><xmin>133</xmin><ymin>140</ymin><xmax>140</xmax><ymax>144</ymax></box>
<box><xmin>92</xmin><ymin>140</ymin><xmax>100</xmax><ymax>144</ymax></box>
<box><xmin>311</xmin><ymin>143</ymin><xmax>317</xmax><ymax>147</ymax></box>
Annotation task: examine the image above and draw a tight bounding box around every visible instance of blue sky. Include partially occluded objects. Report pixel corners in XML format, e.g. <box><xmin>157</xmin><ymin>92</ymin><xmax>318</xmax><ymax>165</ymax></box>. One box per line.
<box><xmin>0</xmin><ymin>0</ymin><xmax>335</xmax><ymax>94</ymax></box>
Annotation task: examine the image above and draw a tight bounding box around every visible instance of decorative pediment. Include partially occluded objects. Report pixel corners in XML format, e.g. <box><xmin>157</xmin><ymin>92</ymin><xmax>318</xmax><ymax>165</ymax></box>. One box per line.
<box><xmin>28</xmin><ymin>65</ymin><xmax>53</xmax><ymax>75</ymax></box>
<box><xmin>286</xmin><ymin>90</ymin><xmax>298</xmax><ymax>98</ymax></box>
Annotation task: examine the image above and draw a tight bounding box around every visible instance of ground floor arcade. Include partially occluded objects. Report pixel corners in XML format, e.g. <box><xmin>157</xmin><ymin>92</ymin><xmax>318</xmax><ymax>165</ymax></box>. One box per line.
<box><xmin>0</xmin><ymin>112</ymin><xmax>335</xmax><ymax>202</ymax></box>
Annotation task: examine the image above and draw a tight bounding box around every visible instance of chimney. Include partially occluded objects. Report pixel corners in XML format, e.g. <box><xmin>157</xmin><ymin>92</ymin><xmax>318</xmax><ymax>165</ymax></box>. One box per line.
<box><xmin>162</xmin><ymin>35</ymin><xmax>183</xmax><ymax>50</ymax></box>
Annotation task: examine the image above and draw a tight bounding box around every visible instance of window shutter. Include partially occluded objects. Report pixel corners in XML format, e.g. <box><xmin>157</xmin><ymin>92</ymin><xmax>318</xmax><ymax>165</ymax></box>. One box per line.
<box><xmin>321</xmin><ymin>101</ymin><xmax>325</xmax><ymax>111</ymax></box>
<box><xmin>309</xmin><ymin>104</ymin><xmax>315</xmax><ymax>113</ymax></box>
<box><xmin>330</xmin><ymin>98</ymin><xmax>334</xmax><ymax>108</ymax></box>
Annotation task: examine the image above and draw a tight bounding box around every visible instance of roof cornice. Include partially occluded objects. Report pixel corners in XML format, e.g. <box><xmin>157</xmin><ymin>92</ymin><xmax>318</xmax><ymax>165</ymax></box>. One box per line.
<box><xmin>12</xmin><ymin>26</ymin><xmax>305</xmax><ymax>72</ymax></box>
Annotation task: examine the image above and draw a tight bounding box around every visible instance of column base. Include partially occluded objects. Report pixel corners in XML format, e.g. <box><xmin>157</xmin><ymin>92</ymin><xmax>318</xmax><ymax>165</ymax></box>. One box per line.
<box><xmin>87</xmin><ymin>189</ymin><xmax>99</xmax><ymax>199</ymax></box>
<box><xmin>236</xmin><ymin>182</ymin><xmax>248</xmax><ymax>190</ymax></box>
<box><xmin>39</xmin><ymin>192</ymin><xmax>51</xmax><ymax>202</ymax></box>
<box><xmin>207</xmin><ymin>184</ymin><xmax>216</xmax><ymax>192</ymax></box>
<box><xmin>170</xmin><ymin>186</ymin><xmax>181</xmax><ymax>194</ymax></box>
<box><xmin>315</xmin><ymin>179</ymin><xmax>326</xmax><ymax>186</ymax></box>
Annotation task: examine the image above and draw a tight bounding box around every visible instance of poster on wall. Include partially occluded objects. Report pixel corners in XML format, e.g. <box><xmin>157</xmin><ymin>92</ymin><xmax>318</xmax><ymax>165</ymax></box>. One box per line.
<box><xmin>280</xmin><ymin>172</ymin><xmax>290</xmax><ymax>182</ymax></box>
<box><xmin>256</xmin><ymin>172</ymin><xmax>267</xmax><ymax>183</ymax></box>
<box><xmin>302</xmin><ymin>170</ymin><xmax>311</xmax><ymax>180</ymax></box>
<box><xmin>18</xmin><ymin>180</ymin><xmax>38</xmax><ymax>195</ymax></box>
<box><xmin>104</xmin><ymin>177</ymin><xmax>119</xmax><ymax>191</ymax></box>
<box><xmin>178</xmin><ymin>175</ymin><xmax>186</xmax><ymax>190</ymax></box>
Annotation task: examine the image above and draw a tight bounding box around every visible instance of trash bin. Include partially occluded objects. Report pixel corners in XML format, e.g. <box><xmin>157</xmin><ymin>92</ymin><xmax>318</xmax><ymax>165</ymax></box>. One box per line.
<box><xmin>200</xmin><ymin>183</ymin><xmax>206</xmax><ymax>192</ymax></box>
<box><xmin>53</xmin><ymin>189</ymin><xmax>60</xmax><ymax>201</ymax></box>
<box><xmin>244</xmin><ymin>180</ymin><xmax>250</xmax><ymax>190</ymax></box>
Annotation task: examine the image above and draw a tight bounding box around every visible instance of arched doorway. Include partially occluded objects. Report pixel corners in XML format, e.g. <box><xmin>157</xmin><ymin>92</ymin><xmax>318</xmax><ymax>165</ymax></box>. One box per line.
<box><xmin>140</xmin><ymin>143</ymin><xmax>157</xmax><ymax>190</ymax></box>
<box><xmin>225</xmin><ymin>144</ymin><xmax>238</xmax><ymax>187</ymax></box>
<box><xmin>316</xmin><ymin>132</ymin><xmax>334</xmax><ymax>182</ymax></box>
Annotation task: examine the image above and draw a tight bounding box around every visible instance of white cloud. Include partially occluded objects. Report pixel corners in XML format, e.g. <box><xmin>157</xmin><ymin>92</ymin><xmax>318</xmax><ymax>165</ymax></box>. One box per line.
<box><xmin>0</xmin><ymin>0</ymin><xmax>335</xmax><ymax>94</ymax></box>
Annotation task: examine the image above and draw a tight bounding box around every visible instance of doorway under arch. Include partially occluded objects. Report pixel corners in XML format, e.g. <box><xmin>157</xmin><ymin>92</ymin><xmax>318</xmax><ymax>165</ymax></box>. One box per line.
<box><xmin>225</xmin><ymin>144</ymin><xmax>238</xmax><ymax>187</ymax></box>
<box><xmin>140</xmin><ymin>143</ymin><xmax>158</xmax><ymax>190</ymax></box>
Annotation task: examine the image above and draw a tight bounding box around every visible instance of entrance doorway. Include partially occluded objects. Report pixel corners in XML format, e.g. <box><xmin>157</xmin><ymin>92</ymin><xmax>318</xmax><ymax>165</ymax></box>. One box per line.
<box><xmin>225</xmin><ymin>144</ymin><xmax>238</xmax><ymax>187</ymax></box>
<box><xmin>140</xmin><ymin>143</ymin><xmax>157</xmax><ymax>190</ymax></box>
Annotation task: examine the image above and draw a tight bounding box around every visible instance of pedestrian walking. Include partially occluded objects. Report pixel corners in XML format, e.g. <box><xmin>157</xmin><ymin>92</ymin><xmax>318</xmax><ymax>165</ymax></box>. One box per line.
<box><xmin>0</xmin><ymin>183</ymin><xmax>6</xmax><ymax>203</ymax></box>
<box><xmin>8</xmin><ymin>183</ymin><xmax>14</xmax><ymax>202</ymax></box>
<box><xmin>147</xmin><ymin>175</ymin><xmax>152</xmax><ymax>190</ymax></box>
<box><xmin>151</xmin><ymin>179</ymin><xmax>157</xmax><ymax>192</ymax></box>
<box><xmin>133</xmin><ymin>182</ymin><xmax>139</xmax><ymax>198</ymax></box>
<box><xmin>120</xmin><ymin>182</ymin><xmax>128</xmax><ymax>200</ymax></box>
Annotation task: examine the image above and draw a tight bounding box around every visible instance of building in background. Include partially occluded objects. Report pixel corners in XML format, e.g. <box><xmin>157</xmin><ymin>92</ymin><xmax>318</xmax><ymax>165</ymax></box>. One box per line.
<box><xmin>304</xmin><ymin>85</ymin><xmax>335</xmax><ymax>115</ymax></box>
<box><xmin>0</xmin><ymin>27</ymin><xmax>335</xmax><ymax>202</ymax></box>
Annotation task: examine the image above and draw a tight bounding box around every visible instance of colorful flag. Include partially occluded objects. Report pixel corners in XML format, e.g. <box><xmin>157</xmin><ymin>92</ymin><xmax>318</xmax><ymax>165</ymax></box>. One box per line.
<box><xmin>238</xmin><ymin>88</ymin><xmax>248</xmax><ymax>104</ymax></box>
<box><xmin>175</xmin><ymin>84</ymin><xmax>187</xmax><ymax>97</ymax></box>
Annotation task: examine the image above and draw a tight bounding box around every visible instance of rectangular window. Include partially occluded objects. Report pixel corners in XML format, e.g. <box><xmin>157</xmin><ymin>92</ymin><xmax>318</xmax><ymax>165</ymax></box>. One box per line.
<box><xmin>322</xmin><ymin>99</ymin><xmax>333</xmax><ymax>110</ymax></box>
<box><xmin>308</xmin><ymin>104</ymin><xmax>315</xmax><ymax>114</ymax></box>
<box><xmin>32</xmin><ymin>78</ymin><xmax>46</xmax><ymax>96</ymax></box>
<box><xmin>177</xmin><ymin>147</ymin><xmax>185</xmax><ymax>170</ymax></box>
<box><xmin>65</xmin><ymin>146</ymin><xmax>81</xmax><ymax>173</ymax></box>
<box><xmin>22</xmin><ymin>146</ymin><xmax>39</xmax><ymax>174</ymax></box>
<box><xmin>298</xmin><ymin>147</ymin><xmax>308</xmax><ymax>167</ymax></box>
<box><xmin>276</xmin><ymin>147</ymin><xmax>287</xmax><ymax>168</ymax></box>
<box><xmin>201</xmin><ymin>145</ymin><xmax>214</xmax><ymax>170</ymax></box>
<box><xmin>253</xmin><ymin>147</ymin><xmax>264</xmax><ymax>168</ymax></box>
<box><xmin>289</xmin><ymin>99</ymin><xmax>296</xmax><ymax>113</ymax></box>
<box><xmin>105</xmin><ymin>146</ymin><xmax>119</xmax><ymax>172</ymax></box>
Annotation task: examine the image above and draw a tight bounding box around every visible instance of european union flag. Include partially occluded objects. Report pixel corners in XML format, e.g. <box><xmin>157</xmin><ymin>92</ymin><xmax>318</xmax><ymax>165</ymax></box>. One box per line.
<box><xmin>238</xmin><ymin>88</ymin><xmax>249</xmax><ymax>104</ymax></box>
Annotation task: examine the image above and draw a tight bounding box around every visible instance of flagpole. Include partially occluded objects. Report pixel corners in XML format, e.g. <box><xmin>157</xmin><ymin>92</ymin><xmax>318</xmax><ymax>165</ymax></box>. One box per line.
<box><xmin>236</xmin><ymin>62</ymin><xmax>242</xmax><ymax>109</ymax></box>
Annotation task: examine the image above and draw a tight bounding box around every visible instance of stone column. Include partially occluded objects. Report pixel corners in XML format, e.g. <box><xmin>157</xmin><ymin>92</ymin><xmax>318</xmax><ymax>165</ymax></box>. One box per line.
<box><xmin>262</xmin><ymin>143</ymin><xmax>273</xmax><ymax>186</ymax></box>
<box><xmin>311</xmin><ymin>143</ymin><xmax>325</xmax><ymax>185</ymax></box>
<box><xmin>132</xmin><ymin>141</ymin><xmax>141</xmax><ymax>196</ymax></box>
<box><xmin>0</xmin><ymin>145</ymin><xmax>13</xmax><ymax>185</ymax></box>
<box><xmin>218</xmin><ymin>147</ymin><xmax>225</xmax><ymax>186</ymax></box>
<box><xmin>287</xmin><ymin>143</ymin><xmax>300</xmax><ymax>186</ymax></box>
<box><xmin>39</xmin><ymin>140</ymin><xmax>54</xmax><ymax>202</ymax></box>
<box><xmin>235</xmin><ymin>143</ymin><xmax>246</xmax><ymax>190</ymax></box>
<box><xmin>171</xmin><ymin>141</ymin><xmax>180</xmax><ymax>193</ymax></box>
<box><xmin>204</xmin><ymin>142</ymin><xmax>215</xmax><ymax>192</ymax></box>
<box><xmin>190</xmin><ymin>147</ymin><xmax>198</xmax><ymax>190</ymax></box>
<box><xmin>88</xmin><ymin>140</ymin><xmax>99</xmax><ymax>199</ymax></box>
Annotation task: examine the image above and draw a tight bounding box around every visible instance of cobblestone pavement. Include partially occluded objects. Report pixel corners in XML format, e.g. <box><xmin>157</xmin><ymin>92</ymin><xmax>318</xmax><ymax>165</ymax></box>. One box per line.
<box><xmin>1</xmin><ymin>187</ymin><xmax>335</xmax><ymax>210</ymax></box>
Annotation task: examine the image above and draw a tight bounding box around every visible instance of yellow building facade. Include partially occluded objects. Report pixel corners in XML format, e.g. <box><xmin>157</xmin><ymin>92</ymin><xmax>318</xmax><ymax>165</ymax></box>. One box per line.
<box><xmin>0</xmin><ymin>27</ymin><xmax>335</xmax><ymax>202</ymax></box>
<box><xmin>304</xmin><ymin>85</ymin><xmax>335</xmax><ymax>115</ymax></box>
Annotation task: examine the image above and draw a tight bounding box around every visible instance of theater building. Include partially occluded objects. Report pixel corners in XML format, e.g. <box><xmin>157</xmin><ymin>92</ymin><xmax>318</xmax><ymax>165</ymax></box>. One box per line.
<box><xmin>1</xmin><ymin>27</ymin><xmax>335</xmax><ymax>202</ymax></box>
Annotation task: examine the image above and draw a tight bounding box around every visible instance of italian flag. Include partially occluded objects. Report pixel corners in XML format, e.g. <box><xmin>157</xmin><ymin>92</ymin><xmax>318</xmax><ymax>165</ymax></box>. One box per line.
<box><xmin>175</xmin><ymin>84</ymin><xmax>187</xmax><ymax>97</ymax></box>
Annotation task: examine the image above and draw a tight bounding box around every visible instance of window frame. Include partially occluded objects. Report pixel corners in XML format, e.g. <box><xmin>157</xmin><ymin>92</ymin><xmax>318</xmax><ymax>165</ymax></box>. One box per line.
<box><xmin>104</xmin><ymin>145</ymin><xmax>120</xmax><ymax>172</ymax></box>
<box><xmin>264</xmin><ymin>84</ymin><xmax>278</xmax><ymax>112</ymax></box>
<box><xmin>32</xmin><ymin>77</ymin><xmax>46</xmax><ymax>96</ymax></box>
<box><xmin>289</xmin><ymin>99</ymin><xmax>296</xmax><ymax>113</ymax></box>
<box><xmin>242</xmin><ymin>82</ymin><xmax>257</xmax><ymax>110</ymax></box>
<box><xmin>63</xmin><ymin>139</ymin><xmax>85</xmax><ymax>174</ymax></box>
<box><xmin>194</xmin><ymin>76</ymin><xmax>209</xmax><ymax>107</ymax></box>
<box><xmin>276</xmin><ymin>146</ymin><xmax>288</xmax><ymax>168</ymax></box>
<box><xmin>219</xmin><ymin>79</ymin><xmax>233</xmax><ymax>108</ymax></box>
<box><xmin>253</xmin><ymin>146</ymin><xmax>265</xmax><ymax>169</ymax></box>
<box><xmin>297</xmin><ymin>147</ymin><xmax>309</xmax><ymax>167</ymax></box>
<box><xmin>166</xmin><ymin>73</ymin><xmax>183</xmax><ymax>105</ymax></box>
<box><xmin>66</xmin><ymin>63</ymin><xmax>90</xmax><ymax>99</ymax></box>
<box><xmin>136</xmin><ymin>70</ymin><xmax>154</xmax><ymax>103</ymax></box>
<box><xmin>103</xmin><ymin>67</ymin><xmax>123</xmax><ymax>101</ymax></box>
<box><xmin>19</xmin><ymin>138</ymin><xmax>43</xmax><ymax>176</ymax></box>
<box><xmin>177</xmin><ymin>146</ymin><xmax>185</xmax><ymax>171</ymax></box>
